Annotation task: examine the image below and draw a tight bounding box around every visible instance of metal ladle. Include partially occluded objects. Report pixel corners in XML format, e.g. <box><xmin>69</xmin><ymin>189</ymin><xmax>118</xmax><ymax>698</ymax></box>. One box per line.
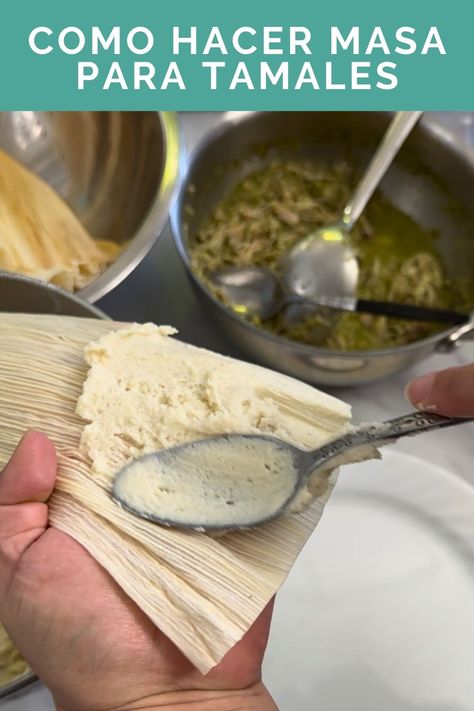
<box><xmin>283</xmin><ymin>111</ymin><xmax>423</xmax><ymax>305</ymax></box>
<box><xmin>213</xmin><ymin>265</ymin><xmax>467</xmax><ymax>326</ymax></box>
<box><xmin>113</xmin><ymin>411</ymin><xmax>472</xmax><ymax>532</ymax></box>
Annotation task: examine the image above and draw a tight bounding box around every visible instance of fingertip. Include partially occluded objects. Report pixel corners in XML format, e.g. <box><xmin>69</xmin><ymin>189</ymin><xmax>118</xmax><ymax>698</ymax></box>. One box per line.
<box><xmin>405</xmin><ymin>364</ymin><xmax>474</xmax><ymax>418</ymax></box>
<box><xmin>404</xmin><ymin>372</ymin><xmax>436</xmax><ymax>410</ymax></box>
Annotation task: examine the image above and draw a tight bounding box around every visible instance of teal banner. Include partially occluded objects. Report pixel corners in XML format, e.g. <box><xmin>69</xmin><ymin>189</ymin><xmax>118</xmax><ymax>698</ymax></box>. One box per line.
<box><xmin>0</xmin><ymin>0</ymin><xmax>472</xmax><ymax>109</ymax></box>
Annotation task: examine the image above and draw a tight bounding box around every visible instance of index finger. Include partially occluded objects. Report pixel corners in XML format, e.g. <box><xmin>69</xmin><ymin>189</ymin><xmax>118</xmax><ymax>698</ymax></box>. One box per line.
<box><xmin>405</xmin><ymin>363</ymin><xmax>474</xmax><ymax>418</ymax></box>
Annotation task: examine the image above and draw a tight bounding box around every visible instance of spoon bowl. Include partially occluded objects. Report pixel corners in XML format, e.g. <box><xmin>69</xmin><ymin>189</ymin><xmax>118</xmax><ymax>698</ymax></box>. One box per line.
<box><xmin>113</xmin><ymin>412</ymin><xmax>473</xmax><ymax>532</ymax></box>
<box><xmin>282</xmin><ymin>225</ymin><xmax>359</xmax><ymax>303</ymax></box>
<box><xmin>213</xmin><ymin>266</ymin><xmax>287</xmax><ymax>322</ymax></box>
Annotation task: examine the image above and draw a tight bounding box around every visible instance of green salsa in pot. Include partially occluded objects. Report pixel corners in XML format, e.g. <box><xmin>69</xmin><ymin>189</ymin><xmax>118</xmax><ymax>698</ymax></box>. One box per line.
<box><xmin>190</xmin><ymin>160</ymin><xmax>472</xmax><ymax>351</ymax></box>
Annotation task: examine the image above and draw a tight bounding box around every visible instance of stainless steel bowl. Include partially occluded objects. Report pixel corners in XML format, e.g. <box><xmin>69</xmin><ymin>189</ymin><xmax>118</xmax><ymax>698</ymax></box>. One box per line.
<box><xmin>172</xmin><ymin>112</ymin><xmax>474</xmax><ymax>387</ymax></box>
<box><xmin>0</xmin><ymin>111</ymin><xmax>180</xmax><ymax>303</ymax></box>
<box><xmin>0</xmin><ymin>272</ymin><xmax>106</xmax><ymax>699</ymax></box>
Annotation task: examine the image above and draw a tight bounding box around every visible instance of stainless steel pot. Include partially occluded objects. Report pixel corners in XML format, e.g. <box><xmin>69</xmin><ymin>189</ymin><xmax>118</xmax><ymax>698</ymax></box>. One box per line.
<box><xmin>0</xmin><ymin>111</ymin><xmax>180</xmax><ymax>303</ymax></box>
<box><xmin>172</xmin><ymin>112</ymin><xmax>474</xmax><ymax>387</ymax></box>
<box><xmin>0</xmin><ymin>272</ymin><xmax>106</xmax><ymax>699</ymax></box>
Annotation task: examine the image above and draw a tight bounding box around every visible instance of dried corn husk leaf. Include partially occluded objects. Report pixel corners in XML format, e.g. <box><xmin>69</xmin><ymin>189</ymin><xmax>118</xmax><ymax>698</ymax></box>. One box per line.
<box><xmin>0</xmin><ymin>623</ymin><xmax>29</xmax><ymax>686</ymax></box>
<box><xmin>0</xmin><ymin>313</ymin><xmax>351</xmax><ymax>673</ymax></box>
<box><xmin>0</xmin><ymin>149</ymin><xmax>120</xmax><ymax>290</ymax></box>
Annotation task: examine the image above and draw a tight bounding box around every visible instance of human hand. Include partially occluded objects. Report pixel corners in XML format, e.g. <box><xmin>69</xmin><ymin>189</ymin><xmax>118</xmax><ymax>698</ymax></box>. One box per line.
<box><xmin>0</xmin><ymin>432</ymin><xmax>276</xmax><ymax>711</ymax></box>
<box><xmin>406</xmin><ymin>362</ymin><xmax>474</xmax><ymax>417</ymax></box>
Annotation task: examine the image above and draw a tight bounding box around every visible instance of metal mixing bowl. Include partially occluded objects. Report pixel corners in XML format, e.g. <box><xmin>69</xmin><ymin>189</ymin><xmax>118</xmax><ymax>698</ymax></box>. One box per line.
<box><xmin>172</xmin><ymin>112</ymin><xmax>474</xmax><ymax>387</ymax></box>
<box><xmin>0</xmin><ymin>272</ymin><xmax>106</xmax><ymax>699</ymax></box>
<box><xmin>0</xmin><ymin>111</ymin><xmax>180</xmax><ymax>303</ymax></box>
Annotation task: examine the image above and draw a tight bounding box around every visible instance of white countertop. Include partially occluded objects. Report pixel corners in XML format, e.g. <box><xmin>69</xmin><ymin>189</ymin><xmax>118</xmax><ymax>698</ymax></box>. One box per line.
<box><xmin>2</xmin><ymin>112</ymin><xmax>473</xmax><ymax>710</ymax></box>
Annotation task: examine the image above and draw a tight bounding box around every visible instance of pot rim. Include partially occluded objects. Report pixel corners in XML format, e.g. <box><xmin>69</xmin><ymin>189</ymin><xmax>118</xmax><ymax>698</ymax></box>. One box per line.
<box><xmin>0</xmin><ymin>671</ymin><xmax>38</xmax><ymax>701</ymax></box>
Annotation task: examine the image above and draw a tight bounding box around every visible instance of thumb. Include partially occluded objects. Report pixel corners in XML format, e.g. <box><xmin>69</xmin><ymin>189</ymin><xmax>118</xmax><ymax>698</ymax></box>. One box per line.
<box><xmin>405</xmin><ymin>363</ymin><xmax>474</xmax><ymax>418</ymax></box>
<box><xmin>0</xmin><ymin>431</ymin><xmax>56</xmax><ymax>504</ymax></box>
<box><xmin>0</xmin><ymin>432</ymin><xmax>57</xmax><ymax>581</ymax></box>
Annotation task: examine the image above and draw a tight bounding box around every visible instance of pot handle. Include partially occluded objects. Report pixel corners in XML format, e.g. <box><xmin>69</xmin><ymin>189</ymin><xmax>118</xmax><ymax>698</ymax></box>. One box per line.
<box><xmin>436</xmin><ymin>318</ymin><xmax>474</xmax><ymax>353</ymax></box>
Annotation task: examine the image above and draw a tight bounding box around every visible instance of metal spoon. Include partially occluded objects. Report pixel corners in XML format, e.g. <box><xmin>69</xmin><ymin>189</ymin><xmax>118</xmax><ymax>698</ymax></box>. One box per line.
<box><xmin>283</xmin><ymin>111</ymin><xmax>423</xmax><ymax>305</ymax></box>
<box><xmin>112</xmin><ymin>411</ymin><xmax>472</xmax><ymax>532</ymax></box>
<box><xmin>213</xmin><ymin>266</ymin><xmax>467</xmax><ymax>326</ymax></box>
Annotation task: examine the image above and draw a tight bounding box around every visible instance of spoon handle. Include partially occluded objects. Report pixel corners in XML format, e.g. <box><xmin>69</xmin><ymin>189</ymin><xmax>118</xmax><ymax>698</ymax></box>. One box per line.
<box><xmin>355</xmin><ymin>299</ymin><xmax>468</xmax><ymax>325</ymax></box>
<box><xmin>307</xmin><ymin>412</ymin><xmax>473</xmax><ymax>472</ymax></box>
<box><xmin>343</xmin><ymin>111</ymin><xmax>423</xmax><ymax>231</ymax></box>
<box><xmin>287</xmin><ymin>294</ymin><xmax>468</xmax><ymax>325</ymax></box>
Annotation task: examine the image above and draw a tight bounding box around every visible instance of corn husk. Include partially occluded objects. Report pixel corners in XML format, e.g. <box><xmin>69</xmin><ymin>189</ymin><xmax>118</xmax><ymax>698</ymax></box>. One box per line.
<box><xmin>0</xmin><ymin>624</ymin><xmax>29</xmax><ymax>686</ymax></box>
<box><xmin>0</xmin><ymin>313</ymin><xmax>351</xmax><ymax>673</ymax></box>
<box><xmin>0</xmin><ymin>149</ymin><xmax>120</xmax><ymax>290</ymax></box>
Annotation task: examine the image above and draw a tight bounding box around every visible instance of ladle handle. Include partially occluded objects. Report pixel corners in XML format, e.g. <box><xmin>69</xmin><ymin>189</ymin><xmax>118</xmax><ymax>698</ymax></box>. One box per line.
<box><xmin>343</xmin><ymin>111</ymin><xmax>423</xmax><ymax>231</ymax></box>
